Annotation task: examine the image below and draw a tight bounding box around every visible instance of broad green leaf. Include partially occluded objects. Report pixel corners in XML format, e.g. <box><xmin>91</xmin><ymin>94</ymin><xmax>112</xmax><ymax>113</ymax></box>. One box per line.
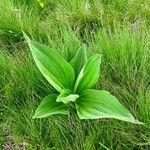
<box><xmin>70</xmin><ymin>44</ymin><xmax>87</xmax><ymax>77</ymax></box>
<box><xmin>75</xmin><ymin>89</ymin><xmax>142</xmax><ymax>124</ymax></box>
<box><xmin>33</xmin><ymin>94</ymin><xmax>69</xmax><ymax>118</ymax></box>
<box><xmin>74</xmin><ymin>54</ymin><xmax>101</xmax><ymax>93</ymax></box>
<box><xmin>56</xmin><ymin>89</ymin><xmax>79</xmax><ymax>104</ymax></box>
<box><xmin>23</xmin><ymin>33</ymin><xmax>75</xmax><ymax>92</ymax></box>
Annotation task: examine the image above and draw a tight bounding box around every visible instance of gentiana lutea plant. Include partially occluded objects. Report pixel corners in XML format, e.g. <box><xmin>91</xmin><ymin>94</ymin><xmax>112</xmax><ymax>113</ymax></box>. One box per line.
<box><xmin>24</xmin><ymin>33</ymin><xmax>142</xmax><ymax>124</ymax></box>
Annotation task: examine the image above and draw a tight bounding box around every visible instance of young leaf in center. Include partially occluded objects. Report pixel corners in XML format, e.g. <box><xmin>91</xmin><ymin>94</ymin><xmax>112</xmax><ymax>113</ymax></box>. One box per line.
<box><xmin>56</xmin><ymin>89</ymin><xmax>79</xmax><ymax>104</ymax></box>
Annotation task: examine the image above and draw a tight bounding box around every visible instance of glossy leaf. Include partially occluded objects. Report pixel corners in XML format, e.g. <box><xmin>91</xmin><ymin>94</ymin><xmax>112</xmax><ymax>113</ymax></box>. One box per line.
<box><xmin>24</xmin><ymin>33</ymin><xmax>75</xmax><ymax>92</ymax></box>
<box><xmin>33</xmin><ymin>94</ymin><xmax>69</xmax><ymax>118</ymax></box>
<box><xmin>74</xmin><ymin>54</ymin><xmax>101</xmax><ymax>93</ymax></box>
<box><xmin>70</xmin><ymin>44</ymin><xmax>87</xmax><ymax>77</ymax></box>
<box><xmin>76</xmin><ymin>89</ymin><xmax>142</xmax><ymax>124</ymax></box>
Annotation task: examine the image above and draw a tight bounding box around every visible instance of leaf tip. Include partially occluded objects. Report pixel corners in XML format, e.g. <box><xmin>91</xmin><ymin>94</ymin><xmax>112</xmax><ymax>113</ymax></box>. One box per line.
<box><xmin>32</xmin><ymin>115</ymin><xmax>36</xmax><ymax>119</ymax></box>
<box><xmin>22</xmin><ymin>31</ymin><xmax>30</xmax><ymax>44</ymax></box>
<box><xmin>133</xmin><ymin>119</ymin><xmax>144</xmax><ymax>125</ymax></box>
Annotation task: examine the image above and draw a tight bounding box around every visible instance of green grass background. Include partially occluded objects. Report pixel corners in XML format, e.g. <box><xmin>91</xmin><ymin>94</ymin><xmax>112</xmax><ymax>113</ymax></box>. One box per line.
<box><xmin>0</xmin><ymin>0</ymin><xmax>150</xmax><ymax>149</ymax></box>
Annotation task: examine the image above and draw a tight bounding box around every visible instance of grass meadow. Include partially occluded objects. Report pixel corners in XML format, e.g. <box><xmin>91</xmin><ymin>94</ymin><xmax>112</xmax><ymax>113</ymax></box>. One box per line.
<box><xmin>0</xmin><ymin>0</ymin><xmax>150</xmax><ymax>149</ymax></box>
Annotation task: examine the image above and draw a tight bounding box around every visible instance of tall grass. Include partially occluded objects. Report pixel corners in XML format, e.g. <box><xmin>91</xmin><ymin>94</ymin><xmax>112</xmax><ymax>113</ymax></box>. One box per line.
<box><xmin>0</xmin><ymin>0</ymin><xmax>150</xmax><ymax>149</ymax></box>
